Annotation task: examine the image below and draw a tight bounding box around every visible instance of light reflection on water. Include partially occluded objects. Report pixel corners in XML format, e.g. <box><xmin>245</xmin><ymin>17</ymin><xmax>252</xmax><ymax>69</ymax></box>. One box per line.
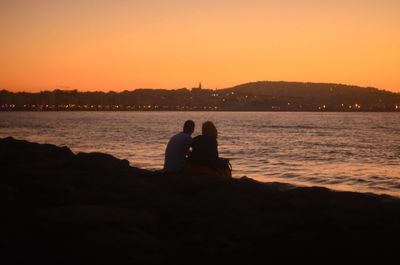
<box><xmin>1</xmin><ymin>111</ymin><xmax>400</xmax><ymax>196</ymax></box>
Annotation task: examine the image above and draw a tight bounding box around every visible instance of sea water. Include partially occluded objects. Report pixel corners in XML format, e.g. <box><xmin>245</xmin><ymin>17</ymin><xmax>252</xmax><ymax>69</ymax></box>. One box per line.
<box><xmin>1</xmin><ymin>111</ymin><xmax>399</xmax><ymax>196</ymax></box>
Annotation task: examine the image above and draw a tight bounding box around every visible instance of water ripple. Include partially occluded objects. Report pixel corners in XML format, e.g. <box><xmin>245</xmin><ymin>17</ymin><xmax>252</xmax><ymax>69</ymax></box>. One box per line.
<box><xmin>1</xmin><ymin>111</ymin><xmax>400</xmax><ymax>196</ymax></box>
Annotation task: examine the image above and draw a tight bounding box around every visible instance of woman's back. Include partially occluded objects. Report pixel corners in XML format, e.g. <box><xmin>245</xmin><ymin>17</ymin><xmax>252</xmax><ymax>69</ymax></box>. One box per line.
<box><xmin>189</xmin><ymin>135</ymin><xmax>219</xmax><ymax>166</ymax></box>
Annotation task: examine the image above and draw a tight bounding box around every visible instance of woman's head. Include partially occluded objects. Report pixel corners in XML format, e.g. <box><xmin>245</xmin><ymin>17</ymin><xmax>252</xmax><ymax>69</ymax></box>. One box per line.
<box><xmin>202</xmin><ymin>121</ymin><xmax>218</xmax><ymax>139</ymax></box>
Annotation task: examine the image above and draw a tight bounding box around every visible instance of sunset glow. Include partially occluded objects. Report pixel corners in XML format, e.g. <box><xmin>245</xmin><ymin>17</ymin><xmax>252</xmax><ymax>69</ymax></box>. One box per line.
<box><xmin>1</xmin><ymin>0</ymin><xmax>399</xmax><ymax>92</ymax></box>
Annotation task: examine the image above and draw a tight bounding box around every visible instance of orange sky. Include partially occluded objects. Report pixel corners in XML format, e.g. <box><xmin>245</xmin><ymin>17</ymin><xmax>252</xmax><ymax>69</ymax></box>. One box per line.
<box><xmin>1</xmin><ymin>0</ymin><xmax>399</xmax><ymax>92</ymax></box>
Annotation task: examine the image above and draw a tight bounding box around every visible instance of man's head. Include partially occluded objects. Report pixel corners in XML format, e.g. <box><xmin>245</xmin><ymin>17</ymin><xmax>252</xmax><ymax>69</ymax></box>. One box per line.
<box><xmin>183</xmin><ymin>120</ymin><xmax>195</xmax><ymax>135</ymax></box>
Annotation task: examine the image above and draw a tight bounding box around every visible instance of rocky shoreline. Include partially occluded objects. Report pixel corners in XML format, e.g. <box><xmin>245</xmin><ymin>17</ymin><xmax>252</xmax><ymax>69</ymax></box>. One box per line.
<box><xmin>1</xmin><ymin>137</ymin><xmax>400</xmax><ymax>264</ymax></box>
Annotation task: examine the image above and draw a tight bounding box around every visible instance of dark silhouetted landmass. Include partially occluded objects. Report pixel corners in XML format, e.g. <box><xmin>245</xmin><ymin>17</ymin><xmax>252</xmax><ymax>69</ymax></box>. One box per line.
<box><xmin>1</xmin><ymin>81</ymin><xmax>400</xmax><ymax>111</ymax></box>
<box><xmin>1</xmin><ymin>137</ymin><xmax>400</xmax><ymax>264</ymax></box>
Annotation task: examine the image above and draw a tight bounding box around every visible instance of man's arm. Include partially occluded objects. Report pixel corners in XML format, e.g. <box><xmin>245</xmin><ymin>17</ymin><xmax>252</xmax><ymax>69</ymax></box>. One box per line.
<box><xmin>185</xmin><ymin>137</ymin><xmax>193</xmax><ymax>157</ymax></box>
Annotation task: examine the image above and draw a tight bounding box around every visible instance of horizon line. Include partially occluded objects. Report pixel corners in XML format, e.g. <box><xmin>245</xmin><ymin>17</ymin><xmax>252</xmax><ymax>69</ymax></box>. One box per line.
<box><xmin>1</xmin><ymin>80</ymin><xmax>398</xmax><ymax>94</ymax></box>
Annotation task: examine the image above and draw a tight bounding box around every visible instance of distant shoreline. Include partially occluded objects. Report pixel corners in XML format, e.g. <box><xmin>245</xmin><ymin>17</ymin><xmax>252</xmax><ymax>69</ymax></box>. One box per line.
<box><xmin>2</xmin><ymin>81</ymin><xmax>400</xmax><ymax>112</ymax></box>
<box><xmin>1</xmin><ymin>109</ymin><xmax>400</xmax><ymax>113</ymax></box>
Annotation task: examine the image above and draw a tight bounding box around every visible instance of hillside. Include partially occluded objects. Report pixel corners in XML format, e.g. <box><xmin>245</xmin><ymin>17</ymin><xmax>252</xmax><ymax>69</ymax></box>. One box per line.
<box><xmin>221</xmin><ymin>81</ymin><xmax>400</xmax><ymax>110</ymax></box>
<box><xmin>1</xmin><ymin>81</ymin><xmax>400</xmax><ymax>111</ymax></box>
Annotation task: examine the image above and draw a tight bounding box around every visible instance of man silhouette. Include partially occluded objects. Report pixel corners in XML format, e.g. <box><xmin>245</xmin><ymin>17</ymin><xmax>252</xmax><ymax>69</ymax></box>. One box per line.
<box><xmin>163</xmin><ymin>120</ymin><xmax>195</xmax><ymax>173</ymax></box>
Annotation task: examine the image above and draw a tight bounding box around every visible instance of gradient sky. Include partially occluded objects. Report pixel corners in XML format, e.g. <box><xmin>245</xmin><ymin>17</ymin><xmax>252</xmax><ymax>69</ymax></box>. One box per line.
<box><xmin>1</xmin><ymin>0</ymin><xmax>399</xmax><ymax>92</ymax></box>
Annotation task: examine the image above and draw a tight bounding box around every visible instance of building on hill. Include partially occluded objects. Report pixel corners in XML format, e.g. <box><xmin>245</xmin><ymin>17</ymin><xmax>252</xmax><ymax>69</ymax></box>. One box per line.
<box><xmin>191</xmin><ymin>82</ymin><xmax>202</xmax><ymax>92</ymax></box>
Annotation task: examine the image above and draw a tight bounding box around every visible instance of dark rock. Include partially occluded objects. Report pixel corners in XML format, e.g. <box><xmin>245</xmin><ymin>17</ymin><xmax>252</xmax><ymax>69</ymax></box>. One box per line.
<box><xmin>1</xmin><ymin>137</ymin><xmax>400</xmax><ymax>264</ymax></box>
<box><xmin>74</xmin><ymin>152</ymin><xmax>130</xmax><ymax>170</ymax></box>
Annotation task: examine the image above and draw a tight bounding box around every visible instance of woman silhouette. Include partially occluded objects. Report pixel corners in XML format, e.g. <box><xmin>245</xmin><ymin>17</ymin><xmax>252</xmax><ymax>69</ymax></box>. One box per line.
<box><xmin>188</xmin><ymin>121</ymin><xmax>231</xmax><ymax>177</ymax></box>
<box><xmin>189</xmin><ymin>121</ymin><xmax>219</xmax><ymax>167</ymax></box>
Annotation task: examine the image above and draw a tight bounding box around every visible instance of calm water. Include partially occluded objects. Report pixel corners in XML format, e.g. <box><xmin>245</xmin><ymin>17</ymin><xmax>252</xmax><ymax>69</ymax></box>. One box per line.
<box><xmin>1</xmin><ymin>111</ymin><xmax>400</xmax><ymax>196</ymax></box>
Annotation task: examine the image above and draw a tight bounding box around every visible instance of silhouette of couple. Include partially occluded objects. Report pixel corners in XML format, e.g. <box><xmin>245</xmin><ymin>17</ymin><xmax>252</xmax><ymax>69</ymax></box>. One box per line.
<box><xmin>164</xmin><ymin>120</ymin><xmax>231</xmax><ymax>177</ymax></box>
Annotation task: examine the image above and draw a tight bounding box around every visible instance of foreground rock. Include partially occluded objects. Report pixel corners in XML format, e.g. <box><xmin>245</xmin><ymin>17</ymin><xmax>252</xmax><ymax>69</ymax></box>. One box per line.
<box><xmin>1</xmin><ymin>137</ymin><xmax>399</xmax><ymax>264</ymax></box>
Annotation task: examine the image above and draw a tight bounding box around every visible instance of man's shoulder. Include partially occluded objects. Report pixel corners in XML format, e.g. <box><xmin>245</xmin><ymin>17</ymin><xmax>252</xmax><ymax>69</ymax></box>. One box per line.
<box><xmin>172</xmin><ymin>132</ymin><xmax>192</xmax><ymax>141</ymax></box>
<box><xmin>192</xmin><ymin>135</ymin><xmax>202</xmax><ymax>141</ymax></box>
<box><xmin>192</xmin><ymin>135</ymin><xmax>203</xmax><ymax>142</ymax></box>
<box><xmin>193</xmin><ymin>135</ymin><xmax>215</xmax><ymax>143</ymax></box>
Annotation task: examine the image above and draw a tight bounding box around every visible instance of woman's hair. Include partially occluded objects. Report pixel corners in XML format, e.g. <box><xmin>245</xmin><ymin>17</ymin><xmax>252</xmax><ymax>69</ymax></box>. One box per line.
<box><xmin>202</xmin><ymin>121</ymin><xmax>218</xmax><ymax>139</ymax></box>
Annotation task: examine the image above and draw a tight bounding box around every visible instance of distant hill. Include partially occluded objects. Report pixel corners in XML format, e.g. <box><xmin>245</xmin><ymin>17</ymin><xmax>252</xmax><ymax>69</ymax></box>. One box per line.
<box><xmin>1</xmin><ymin>81</ymin><xmax>400</xmax><ymax>111</ymax></box>
<box><xmin>220</xmin><ymin>81</ymin><xmax>400</xmax><ymax>111</ymax></box>
<box><xmin>224</xmin><ymin>81</ymin><xmax>380</xmax><ymax>96</ymax></box>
